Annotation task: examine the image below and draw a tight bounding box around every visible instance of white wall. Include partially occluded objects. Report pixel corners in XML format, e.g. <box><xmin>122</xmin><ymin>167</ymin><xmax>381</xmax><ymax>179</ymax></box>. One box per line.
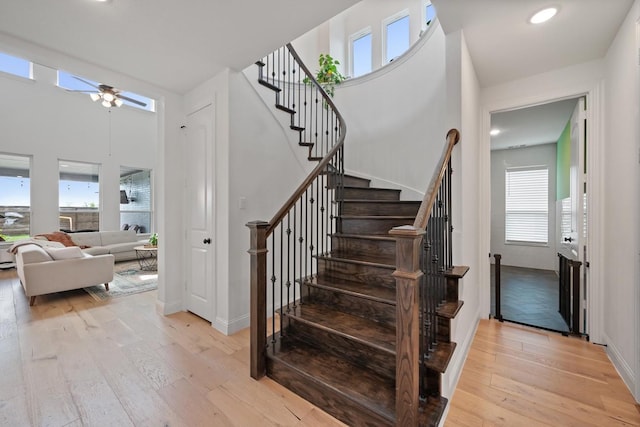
<box><xmin>0</xmin><ymin>58</ymin><xmax>157</xmax><ymax>235</ymax></box>
<box><xmin>490</xmin><ymin>144</ymin><xmax>558</xmax><ymax>271</ymax></box>
<box><xmin>440</xmin><ymin>29</ymin><xmax>482</xmax><ymax>401</ymax></box>
<box><xmin>333</xmin><ymin>22</ymin><xmax>447</xmax><ymax>198</ymax></box>
<box><xmin>184</xmin><ymin>66</ymin><xmax>315</xmax><ymax>334</ymax></box>
<box><xmin>602</xmin><ymin>0</ymin><xmax>640</xmax><ymax>401</ymax></box>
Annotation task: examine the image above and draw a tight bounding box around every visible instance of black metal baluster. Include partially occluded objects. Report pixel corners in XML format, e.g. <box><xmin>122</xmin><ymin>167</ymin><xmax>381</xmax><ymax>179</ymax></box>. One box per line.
<box><xmin>292</xmin><ymin>205</ymin><xmax>297</xmax><ymax>308</ymax></box>
<box><xmin>270</xmin><ymin>235</ymin><xmax>277</xmax><ymax>340</ymax></box>
<box><xmin>280</xmin><ymin>223</ymin><xmax>285</xmax><ymax>335</ymax></box>
<box><xmin>309</xmin><ymin>185</ymin><xmax>315</xmax><ymax>277</ymax></box>
<box><xmin>286</xmin><ymin>212</ymin><xmax>291</xmax><ymax>313</ymax></box>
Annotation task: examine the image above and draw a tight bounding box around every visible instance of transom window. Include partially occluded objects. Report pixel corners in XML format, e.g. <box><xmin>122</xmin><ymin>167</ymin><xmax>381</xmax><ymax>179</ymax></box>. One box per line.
<box><xmin>384</xmin><ymin>13</ymin><xmax>410</xmax><ymax>63</ymax></box>
<box><xmin>350</xmin><ymin>30</ymin><xmax>372</xmax><ymax>78</ymax></box>
<box><xmin>505</xmin><ymin>167</ymin><xmax>549</xmax><ymax>244</ymax></box>
<box><xmin>0</xmin><ymin>51</ymin><xmax>31</xmax><ymax>79</ymax></box>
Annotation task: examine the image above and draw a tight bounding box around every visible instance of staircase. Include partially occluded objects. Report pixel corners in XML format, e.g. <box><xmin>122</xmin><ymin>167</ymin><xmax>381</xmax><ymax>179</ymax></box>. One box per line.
<box><xmin>248</xmin><ymin>44</ymin><xmax>468</xmax><ymax>426</ymax></box>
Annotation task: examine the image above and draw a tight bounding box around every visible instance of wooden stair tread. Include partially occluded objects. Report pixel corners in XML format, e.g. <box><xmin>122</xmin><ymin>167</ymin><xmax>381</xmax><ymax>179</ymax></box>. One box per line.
<box><xmin>316</xmin><ymin>252</ymin><xmax>395</xmax><ymax>268</ymax></box>
<box><xmin>257</xmin><ymin>79</ymin><xmax>281</xmax><ymax>92</ymax></box>
<box><xmin>282</xmin><ymin>303</ymin><xmax>396</xmax><ymax>354</ymax></box>
<box><xmin>341</xmin><ymin>199</ymin><xmax>421</xmax><ymax>204</ymax></box>
<box><xmin>269</xmin><ymin>337</ymin><xmax>396</xmax><ymax>422</ymax></box>
<box><xmin>418</xmin><ymin>396</ymin><xmax>448</xmax><ymax>427</ymax></box>
<box><xmin>339</xmin><ymin>215</ymin><xmax>416</xmax><ymax>220</ymax></box>
<box><xmin>302</xmin><ymin>274</ymin><xmax>396</xmax><ymax>305</ymax></box>
<box><xmin>332</xmin><ymin>233</ymin><xmax>396</xmax><ymax>242</ymax></box>
<box><xmin>436</xmin><ymin>300</ymin><xmax>464</xmax><ymax>319</ymax></box>
<box><xmin>275</xmin><ymin>104</ymin><xmax>295</xmax><ymax>114</ymax></box>
<box><xmin>342</xmin><ymin>186</ymin><xmax>401</xmax><ymax>192</ymax></box>
<box><xmin>445</xmin><ymin>265</ymin><xmax>470</xmax><ymax>279</ymax></box>
<box><xmin>423</xmin><ymin>341</ymin><xmax>456</xmax><ymax>373</ymax></box>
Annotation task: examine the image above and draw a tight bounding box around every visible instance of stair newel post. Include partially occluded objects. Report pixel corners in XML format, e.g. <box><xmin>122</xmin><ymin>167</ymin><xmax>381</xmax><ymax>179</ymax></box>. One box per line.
<box><xmin>391</xmin><ymin>225</ymin><xmax>426</xmax><ymax>427</ymax></box>
<box><xmin>247</xmin><ymin>220</ymin><xmax>269</xmax><ymax>379</ymax></box>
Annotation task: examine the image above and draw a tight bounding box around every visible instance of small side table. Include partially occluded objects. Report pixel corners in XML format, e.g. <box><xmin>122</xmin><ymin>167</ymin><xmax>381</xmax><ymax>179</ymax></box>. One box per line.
<box><xmin>134</xmin><ymin>245</ymin><xmax>158</xmax><ymax>271</ymax></box>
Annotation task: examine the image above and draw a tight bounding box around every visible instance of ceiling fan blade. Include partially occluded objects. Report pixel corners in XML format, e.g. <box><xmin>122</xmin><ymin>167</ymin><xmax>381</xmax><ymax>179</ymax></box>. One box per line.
<box><xmin>117</xmin><ymin>94</ymin><xmax>147</xmax><ymax>107</ymax></box>
<box><xmin>72</xmin><ymin>76</ymin><xmax>101</xmax><ymax>90</ymax></box>
<box><xmin>65</xmin><ymin>89</ymin><xmax>100</xmax><ymax>93</ymax></box>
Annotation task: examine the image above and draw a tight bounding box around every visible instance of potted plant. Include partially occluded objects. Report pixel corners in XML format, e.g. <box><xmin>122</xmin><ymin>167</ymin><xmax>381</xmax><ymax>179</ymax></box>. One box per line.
<box><xmin>147</xmin><ymin>233</ymin><xmax>158</xmax><ymax>247</ymax></box>
<box><xmin>304</xmin><ymin>53</ymin><xmax>346</xmax><ymax>97</ymax></box>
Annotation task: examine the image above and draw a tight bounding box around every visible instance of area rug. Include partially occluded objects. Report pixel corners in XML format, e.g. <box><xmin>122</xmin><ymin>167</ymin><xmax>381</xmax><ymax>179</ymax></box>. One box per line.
<box><xmin>84</xmin><ymin>260</ymin><xmax>157</xmax><ymax>301</ymax></box>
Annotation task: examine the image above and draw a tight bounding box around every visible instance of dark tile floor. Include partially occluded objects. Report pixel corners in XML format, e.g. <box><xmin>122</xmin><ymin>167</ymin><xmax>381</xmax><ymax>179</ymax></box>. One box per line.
<box><xmin>490</xmin><ymin>264</ymin><xmax>569</xmax><ymax>333</ymax></box>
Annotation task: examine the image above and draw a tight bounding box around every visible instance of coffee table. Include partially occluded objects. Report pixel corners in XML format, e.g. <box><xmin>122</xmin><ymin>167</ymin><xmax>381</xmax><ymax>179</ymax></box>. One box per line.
<box><xmin>134</xmin><ymin>245</ymin><xmax>158</xmax><ymax>271</ymax></box>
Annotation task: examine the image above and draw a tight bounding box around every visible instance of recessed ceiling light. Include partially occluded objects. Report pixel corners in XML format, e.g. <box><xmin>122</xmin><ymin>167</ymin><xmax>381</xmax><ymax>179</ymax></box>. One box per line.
<box><xmin>490</xmin><ymin>129</ymin><xmax>501</xmax><ymax>136</ymax></box>
<box><xmin>530</xmin><ymin>7</ymin><xmax>558</xmax><ymax>24</ymax></box>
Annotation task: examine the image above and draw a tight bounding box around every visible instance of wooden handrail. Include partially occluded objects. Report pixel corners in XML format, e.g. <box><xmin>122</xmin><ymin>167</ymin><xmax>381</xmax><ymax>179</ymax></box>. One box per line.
<box><xmin>412</xmin><ymin>128</ymin><xmax>460</xmax><ymax>230</ymax></box>
<box><xmin>265</xmin><ymin>44</ymin><xmax>347</xmax><ymax>236</ymax></box>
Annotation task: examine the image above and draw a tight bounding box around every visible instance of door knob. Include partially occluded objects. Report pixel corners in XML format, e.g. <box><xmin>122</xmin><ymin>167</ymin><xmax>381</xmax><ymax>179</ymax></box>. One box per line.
<box><xmin>203</xmin><ymin>238</ymin><xmax>211</xmax><ymax>244</ymax></box>
<box><xmin>564</xmin><ymin>237</ymin><xmax>573</xmax><ymax>242</ymax></box>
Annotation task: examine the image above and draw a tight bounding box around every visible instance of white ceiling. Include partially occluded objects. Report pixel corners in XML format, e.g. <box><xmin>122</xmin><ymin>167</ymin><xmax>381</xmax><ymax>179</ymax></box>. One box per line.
<box><xmin>432</xmin><ymin>0</ymin><xmax>634</xmax><ymax>88</ymax></box>
<box><xmin>0</xmin><ymin>0</ymin><xmax>359</xmax><ymax>94</ymax></box>
<box><xmin>490</xmin><ymin>98</ymin><xmax>578</xmax><ymax>150</ymax></box>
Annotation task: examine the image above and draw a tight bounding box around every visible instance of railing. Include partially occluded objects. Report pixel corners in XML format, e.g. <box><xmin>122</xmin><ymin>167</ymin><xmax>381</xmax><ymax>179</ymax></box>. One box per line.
<box><xmin>558</xmin><ymin>253</ymin><xmax>582</xmax><ymax>334</ymax></box>
<box><xmin>247</xmin><ymin>43</ymin><xmax>346</xmax><ymax>379</ymax></box>
<box><xmin>390</xmin><ymin>129</ymin><xmax>459</xmax><ymax>426</ymax></box>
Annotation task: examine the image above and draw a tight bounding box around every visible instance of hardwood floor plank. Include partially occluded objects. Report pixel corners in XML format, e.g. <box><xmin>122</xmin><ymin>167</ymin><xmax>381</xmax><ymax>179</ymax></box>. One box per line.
<box><xmin>158</xmin><ymin>378</ymin><xmax>234</xmax><ymax>426</ymax></box>
<box><xmin>3</xmin><ymin>271</ymin><xmax>637</xmax><ymax>427</ymax></box>
<box><xmin>447</xmin><ymin>319</ymin><xmax>640</xmax><ymax>426</ymax></box>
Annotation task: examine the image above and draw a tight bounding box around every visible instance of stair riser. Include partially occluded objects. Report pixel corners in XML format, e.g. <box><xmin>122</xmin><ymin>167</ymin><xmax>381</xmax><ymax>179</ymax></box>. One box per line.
<box><xmin>318</xmin><ymin>259</ymin><xmax>395</xmax><ymax>288</ymax></box>
<box><xmin>288</xmin><ymin>321</ymin><xmax>396</xmax><ymax>381</ymax></box>
<box><xmin>328</xmin><ymin>175</ymin><xmax>371</xmax><ymax>188</ymax></box>
<box><xmin>266</xmin><ymin>357</ymin><xmax>394</xmax><ymax>427</ymax></box>
<box><xmin>342</xmin><ymin>188</ymin><xmax>400</xmax><ymax>201</ymax></box>
<box><xmin>342</xmin><ymin>201</ymin><xmax>420</xmax><ymax>216</ymax></box>
<box><xmin>302</xmin><ymin>286</ymin><xmax>396</xmax><ymax>328</ymax></box>
<box><xmin>331</xmin><ymin>236</ymin><xmax>396</xmax><ymax>263</ymax></box>
<box><xmin>340</xmin><ymin>218</ymin><xmax>414</xmax><ymax>235</ymax></box>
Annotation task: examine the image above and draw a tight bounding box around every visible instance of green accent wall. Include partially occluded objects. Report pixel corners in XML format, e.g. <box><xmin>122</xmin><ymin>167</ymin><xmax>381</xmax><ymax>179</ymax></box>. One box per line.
<box><xmin>556</xmin><ymin>120</ymin><xmax>571</xmax><ymax>200</ymax></box>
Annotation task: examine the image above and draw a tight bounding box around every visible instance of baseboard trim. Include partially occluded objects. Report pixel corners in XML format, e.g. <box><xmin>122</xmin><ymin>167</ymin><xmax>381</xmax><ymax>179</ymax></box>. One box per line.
<box><xmin>603</xmin><ymin>332</ymin><xmax>638</xmax><ymax>401</ymax></box>
<box><xmin>157</xmin><ymin>299</ymin><xmax>182</xmax><ymax>316</ymax></box>
<box><xmin>213</xmin><ymin>313</ymin><xmax>250</xmax><ymax>336</ymax></box>
<box><xmin>443</xmin><ymin>305</ymin><xmax>481</xmax><ymax>397</ymax></box>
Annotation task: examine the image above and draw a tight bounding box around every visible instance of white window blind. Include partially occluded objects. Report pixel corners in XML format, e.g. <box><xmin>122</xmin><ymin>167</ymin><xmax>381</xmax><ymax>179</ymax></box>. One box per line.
<box><xmin>505</xmin><ymin>167</ymin><xmax>548</xmax><ymax>243</ymax></box>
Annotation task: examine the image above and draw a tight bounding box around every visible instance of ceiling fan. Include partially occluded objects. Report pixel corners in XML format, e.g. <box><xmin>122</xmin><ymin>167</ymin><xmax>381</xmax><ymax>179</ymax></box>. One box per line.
<box><xmin>68</xmin><ymin>76</ymin><xmax>147</xmax><ymax>108</ymax></box>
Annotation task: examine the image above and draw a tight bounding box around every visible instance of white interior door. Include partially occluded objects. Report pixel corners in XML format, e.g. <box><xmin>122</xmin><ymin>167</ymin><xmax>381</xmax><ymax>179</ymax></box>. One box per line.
<box><xmin>559</xmin><ymin>97</ymin><xmax>587</xmax><ymax>330</ymax></box>
<box><xmin>186</xmin><ymin>104</ymin><xmax>215</xmax><ymax>321</ymax></box>
<box><xmin>560</xmin><ymin>97</ymin><xmax>586</xmax><ymax>261</ymax></box>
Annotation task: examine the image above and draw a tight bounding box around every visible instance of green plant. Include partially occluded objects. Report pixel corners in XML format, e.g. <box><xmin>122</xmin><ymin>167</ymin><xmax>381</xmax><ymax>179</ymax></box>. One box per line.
<box><xmin>303</xmin><ymin>53</ymin><xmax>346</xmax><ymax>97</ymax></box>
<box><xmin>149</xmin><ymin>233</ymin><xmax>158</xmax><ymax>246</ymax></box>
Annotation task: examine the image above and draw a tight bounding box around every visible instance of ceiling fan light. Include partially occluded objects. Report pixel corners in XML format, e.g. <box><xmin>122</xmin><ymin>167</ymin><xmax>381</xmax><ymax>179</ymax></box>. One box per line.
<box><xmin>90</xmin><ymin>93</ymin><xmax>101</xmax><ymax>102</ymax></box>
<box><xmin>103</xmin><ymin>92</ymin><xmax>115</xmax><ymax>102</ymax></box>
<box><xmin>114</xmin><ymin>98</ymin><xmax>123</xmax><ymax>107</ymax></box>
<box><xmin>102</xmin><ymin>100</ymin><xmax>111</xmax><ymax>108</ymax></box>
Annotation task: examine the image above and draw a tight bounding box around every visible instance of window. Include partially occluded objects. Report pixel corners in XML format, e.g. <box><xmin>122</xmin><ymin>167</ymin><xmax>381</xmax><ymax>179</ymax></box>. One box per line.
<box><xmin>59</xmin><ymin>161</ymin><xmax>100</xmax><ymax>232</ymax></box>
<box><xmin>424</xmin><ymin>2</ymin><xmax>436</xmax><ymax>29</ymax></box>
<box><xmin>385</xmin><ymin>13</ymin><xmax>410</xmax><ymax>63</ymax></box>
<box><xmin>58</xmin><ymin>70</ymin><xmax>156</xmax><ymax>112</ymax></box>
<box><xmin>120</xmin><ymin>167</ymin><xmax>152</xmax><ymax>234</ymax></box>
<box><xmin>0</xmin><ymin>154</ymin><xmax>31</xmax><ymax>242</ymax></box>
<box><xmin>0</xmin><ymin>52</ymin><xmax>31</xmax><ymax>79</ymax></box>
<box><xmin>505</xmin><ymin>167</ymin><xmax>549</xmax><ymax>244</ymax></box>
<box><xmin>350</xmin><ymin>31</ymin><xmax>372</xmax><ymax>78</ymax></box>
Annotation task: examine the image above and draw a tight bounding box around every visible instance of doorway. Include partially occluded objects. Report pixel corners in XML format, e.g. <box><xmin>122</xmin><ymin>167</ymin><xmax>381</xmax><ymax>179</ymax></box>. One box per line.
<box><xmin>489</xmin><ymin>97</ymin><xmax>586</xmax><ymax>334</ymax></box>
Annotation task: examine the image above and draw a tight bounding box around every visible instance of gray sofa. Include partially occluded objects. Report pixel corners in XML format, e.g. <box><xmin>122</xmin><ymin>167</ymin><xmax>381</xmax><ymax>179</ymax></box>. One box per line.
<box><xmin>37</xmin><ymin>230</ymin><xmax>149</xmax><ymax>262</ymax></box>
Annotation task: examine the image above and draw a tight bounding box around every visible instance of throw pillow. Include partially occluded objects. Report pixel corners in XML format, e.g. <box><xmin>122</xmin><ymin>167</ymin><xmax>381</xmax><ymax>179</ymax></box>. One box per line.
<box><xmin>44</xmin><ymin>246</ymin><xmax>84</xmax><ymax>260</ymax></box>
<box><xmin>36</xmin><ymin>232</ymin><xmax>76</xmax><ymax>247</ymax></box>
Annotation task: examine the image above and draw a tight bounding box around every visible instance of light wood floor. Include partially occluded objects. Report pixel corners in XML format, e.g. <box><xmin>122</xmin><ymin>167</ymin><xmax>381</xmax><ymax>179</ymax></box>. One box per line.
<box><xmin>446</xmin><ymin>319</ymin><xmax>640</xmax><ymax>426</ymax></box>
<box><xmin>2</xmin><ymin>268</ymin><xmax>639</xmax><ymax>427</ymax></box>
<box><xmin>0</xmin><ymin>269</ymin><xmax>346</xmax><ymax>427</ymax></box>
